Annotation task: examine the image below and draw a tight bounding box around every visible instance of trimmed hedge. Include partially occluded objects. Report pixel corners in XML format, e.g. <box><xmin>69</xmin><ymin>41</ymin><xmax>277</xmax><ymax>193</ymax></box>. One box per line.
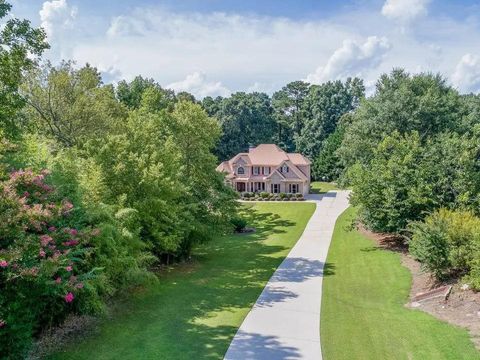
<box><xmin>240</xmin><ymin>192</ymin><xmax>305</xmax><ymax>201</ymax></box>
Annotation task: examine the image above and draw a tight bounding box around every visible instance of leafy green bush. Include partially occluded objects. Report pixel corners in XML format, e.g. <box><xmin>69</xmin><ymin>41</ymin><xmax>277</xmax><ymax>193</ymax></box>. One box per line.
<box><xmin>408</xmin><ymin>216</ymin><xmax>450</xmax><ymax>279</ymax></box>
<box><xmin>260</xmin><ymin>192</ymin><xmax>269</xmax><ymax>199</ymax></box>
<box><xmin>231</xmin><ymin>216</ymin><xmax>247</xmax><ymax>232</ymax></box>
<box><xmin>279</xmin><ymin>192</ymin><xmax>287</xmax><ymax>199</ymax></box>
<box><xmin>242</xmin><ymin>192</ymin><xmax>253</xmax><ymax>199</ymax></box>
<box><xmin>409</xmin><ymin>209</ymin><xmax>480</xmax><ymax>283</ymax></box>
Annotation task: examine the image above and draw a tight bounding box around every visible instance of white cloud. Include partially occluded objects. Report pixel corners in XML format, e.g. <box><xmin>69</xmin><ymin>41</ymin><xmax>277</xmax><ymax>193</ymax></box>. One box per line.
<box><xmin>451</xmin><ymin>54</ymin><xmax>480</xmax><ymax>93</ymax></box>
<box><xmin>167</xmin><ymin>72</ymin><xmax>231</xmax><ymax>98</ymax></box>
<box><xmin>306</xmin><ymin>36</ymin><xmax>391</xmax><ymax>84</ymax></box>
<box><xmin>39</xmin><ymin>0</ymin><xmax>77</xmax><ymax>39</ymax></box>
<box><xmin>97</xmin><ymin>64</ymin><xmax>123</xmax><ymax>84</ymax></box>
<box><xmin>381</xmin><ymin>0</ymin><xmax>431</xmax><ymax>22</ymax></box>
<box><xmin>23</xmin><ymin>3</ymin><xmax>480</xmax><ymax>95</ymax></box>
<box><xmin>107</xmin><ymin>15</ymin><xmax>153</xmax><ymax>37</ymax></box>
<box><xmin>71</xmin><ymin>9</ymin><xmax>352</xmax><ymax>91</ymax></box>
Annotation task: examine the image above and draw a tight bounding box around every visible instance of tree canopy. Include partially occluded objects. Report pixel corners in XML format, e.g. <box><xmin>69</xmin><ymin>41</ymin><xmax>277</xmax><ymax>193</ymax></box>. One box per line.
<box><xmin>0</xmin><ymin>0</ymin><xmax>48</xmax><ymax>137</ymax></box>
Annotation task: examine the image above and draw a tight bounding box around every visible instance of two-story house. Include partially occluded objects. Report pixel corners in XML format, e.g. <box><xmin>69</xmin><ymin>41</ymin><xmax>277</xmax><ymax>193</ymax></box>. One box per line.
<box><xmin>216</xmin><ymin>144</ymin><xmax>311</xmax><ymax>195</ymax></box>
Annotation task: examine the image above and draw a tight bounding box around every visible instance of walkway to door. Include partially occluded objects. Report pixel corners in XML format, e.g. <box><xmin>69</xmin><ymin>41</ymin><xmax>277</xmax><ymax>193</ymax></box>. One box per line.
<box><xmin>224</xmin><ymin>191</ymin><xmax>350</xmax><ymax>360</ymax></box>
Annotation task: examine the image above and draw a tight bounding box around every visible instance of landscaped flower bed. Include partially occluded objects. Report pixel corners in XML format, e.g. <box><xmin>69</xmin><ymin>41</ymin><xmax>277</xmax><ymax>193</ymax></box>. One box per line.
<box><xmin>240</xmin><ymin>192</ymin><xmax>305</xmax><ymax>201</ymax></box>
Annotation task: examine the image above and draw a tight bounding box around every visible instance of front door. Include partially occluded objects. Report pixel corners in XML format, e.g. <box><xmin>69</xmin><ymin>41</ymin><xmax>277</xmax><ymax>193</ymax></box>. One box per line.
<box><xmin>236</xmin><ymin>182</ymin><xmax>246</xmax><ymax>192</ymax></box>
<box><xmin>288</xmin><ymin>183</ymin><xmax>299</xmax><ymax>194</ymax></box>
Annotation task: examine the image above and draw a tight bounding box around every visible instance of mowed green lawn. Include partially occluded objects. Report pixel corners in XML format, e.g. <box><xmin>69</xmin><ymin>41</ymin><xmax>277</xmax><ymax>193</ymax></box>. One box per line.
<box><xmin>310</xmin><ymin>181</ymin><xmax>339</xmax><ymax>194</ymax></box>
<box><xmin>49</xmin><ymin>202</ymin><xmax>315</xmax><ymax>360</ymax></box>
<box><xmin>321</xmin><ymin>207</ymin><xmax>480</xmax><ymax>360</ymax></box>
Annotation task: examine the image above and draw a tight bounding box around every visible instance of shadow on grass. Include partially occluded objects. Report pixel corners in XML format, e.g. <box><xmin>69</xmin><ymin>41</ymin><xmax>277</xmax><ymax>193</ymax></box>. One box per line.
<box><xmin>323</xmin><ymin>262</ymin><xmax>336</xmax><ymax>276</ymax></box>
<box><xmin>360</xmin><ymin>246</ymin><xmax>379</xmax><ymax>253</ymax></box>
<box><xmin>51</xmin><ymin>206</ymin><xmax>307</xmax><ymax>360</ymax></box>
<box><xmin>309</xmin><ymin>189</ymin><xmax>327</xmax><ymax>195</ymax></box>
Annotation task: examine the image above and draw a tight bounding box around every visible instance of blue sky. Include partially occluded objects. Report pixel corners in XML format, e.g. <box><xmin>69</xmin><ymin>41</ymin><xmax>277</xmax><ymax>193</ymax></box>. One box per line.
<box><xmin>8</xmin><ymin>0</ymin><xmax>480</xmax><ymax>97</ymax></box>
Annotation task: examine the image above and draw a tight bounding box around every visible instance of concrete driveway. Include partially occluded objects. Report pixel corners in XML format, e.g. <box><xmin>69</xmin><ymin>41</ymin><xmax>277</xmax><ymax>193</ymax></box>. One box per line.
<box><xmin>224</xmin><ymin>191</ymin><xmax>350</xmax><ymax>360</ymax></box>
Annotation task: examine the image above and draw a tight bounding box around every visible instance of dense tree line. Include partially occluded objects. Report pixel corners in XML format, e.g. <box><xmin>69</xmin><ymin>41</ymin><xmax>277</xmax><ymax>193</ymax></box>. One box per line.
<box><xmin>0</xmin><ymin>3</ymin><xmax>238</xmax><ymax>357</ymax></box>
<box><xmin>339</xmin><ymin>70</ymin><xmax>480</xmax><ymax>231</ymax></box>
<box><xmin>336</xmin><ymin>69</ymin><xmax>480</xmax><ymax>291</ymax></box>
<box><xmin>202</xmin><ymin>78</ymin><xmax>365</xmax><ymax>171</ymax></box>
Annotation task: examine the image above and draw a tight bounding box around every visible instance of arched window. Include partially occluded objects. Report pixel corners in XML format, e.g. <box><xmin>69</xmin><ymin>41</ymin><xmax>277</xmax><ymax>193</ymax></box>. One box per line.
<box><xmin>237</xmin><ymin>167</ymin><xmax>245</xmax><ymax>175</ymax></box>
<box><xmin>282</xmin><ymin>165</ymin><xmax>289</xmax><ymax>173</ymax></box>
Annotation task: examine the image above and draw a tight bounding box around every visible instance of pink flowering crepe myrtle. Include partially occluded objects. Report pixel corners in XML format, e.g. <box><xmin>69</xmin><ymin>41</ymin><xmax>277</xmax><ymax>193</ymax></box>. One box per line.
<box><xmin>2</xmin><ymin>169</ymin><xmax>96</xmax><ymax>316</ymax></box>
<box><xmin>40</xmin><ymin>234</ymin><xmax>52</xmax><ymax>246</ymax></box>
<box><xmin>64</xmin><ymin>292</ymin><xmax>74</xmax><ymax>303</ymax></box>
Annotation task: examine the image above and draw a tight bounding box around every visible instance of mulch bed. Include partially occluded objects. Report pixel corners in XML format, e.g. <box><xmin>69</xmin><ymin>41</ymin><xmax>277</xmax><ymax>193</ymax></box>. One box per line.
<box><xmin>28</xmin><ymin>314</ymin><xmax>99</xmax><ymax>359</ymax></box>
<box><xmin>236</xmin><ymin>227</ymin><xmax>256</xmax><ymax>235</ymax></box>
<box><xmin>358</xmin><ymin>225</ymin><xmax>480</xmax><ymax>349</ymax></box>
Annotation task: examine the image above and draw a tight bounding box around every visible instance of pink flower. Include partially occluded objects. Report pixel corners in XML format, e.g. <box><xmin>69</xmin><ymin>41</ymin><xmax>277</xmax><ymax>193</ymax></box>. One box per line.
<box><xmin>0</xmin><ymin>260</ymin><xmax>8</xmax><ymax>268</ymax></box>
<box><xmin>55</xmin><ymin>277</ymin><xmax>62</xmax><ymax>284</ymax></box>
<box><xmin>62</xmin><ymin>201</ymin><xmax>74</xmax><ymax>214</ymax></box>
<box><xmin>39</xmin><ymin>249</ymin><xmax>46</xmax><ymax>258</ymax></box>
<box><xmin>62</xmin><ymin>240</ymin><xmax>79</xmax><ymax>247</ymax></box>
<box><xmin>75</xmin><ymin>282</ymin><xmax>84</xmax><ymax>289</ymax></box>
<box><xmin>0</xmin><ymin>319</ymin><xmax>5</xmax><ymax>328</ymax></box>
<box><xmin>40</xmin><ymin>235</ymin><xmax>53</xmax><ymax>246</ymax></box>
<box><xmin>48</xmin><ymin>226</ymin><xmax>56</xmax><ymax>232</ymax></box>
<box><xmin>64</xmin><ymin>292</ymin><xmax>74</xmax><ymax>303</ymax></box>
<box><xmin>26</xmin><ymin>267</ymin><xmax>39</xmax><ymax>277</ymax></box>
<box><xmin>23</xmin><ymin>191</ymin><xmax>30</xmax><ymax>198</ymax></box>
<box><xmin>65</xmin><ymin>266</ymin><xmax>73</xmax><ymax>272</ymax></box>
<box><xmin>91</xmin><ymin>228</ymin><xmax>101</xmax><ymax>236</ymax></box>
<box><xmin>69</xmin><ymin>229</ymin><xmax>78</xmax><ymax>236</ymax></box>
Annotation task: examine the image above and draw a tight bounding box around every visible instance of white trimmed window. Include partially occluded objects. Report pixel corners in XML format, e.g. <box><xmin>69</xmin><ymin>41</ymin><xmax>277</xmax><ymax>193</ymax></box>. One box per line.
<box><xmin>253</xmin><ymin>166</ymin><xmax>259</xmax><ymax>175</ymax></box>
<box><xmin>289</xmin><ymin>184</ymin><xmax>299</xmax><ymax>193</ymax></box>
<box><xmin>264</xmin><ymin>167</ymin><xmax>270</xmax><ymax>175</ymax></box>
<box><xmin>237</xmin><ymin>167</ymin><xmax>245</xmax><ymax>175</ymax></box>
<box><xmin>281</xmin><ymin>165</ymin><xmax>289</xmax><ymax>173</ymax></box>
<box><xmin>271</xmin><ymin>184</ymin><xmax>280</xmax><ymax>193</ymax></box>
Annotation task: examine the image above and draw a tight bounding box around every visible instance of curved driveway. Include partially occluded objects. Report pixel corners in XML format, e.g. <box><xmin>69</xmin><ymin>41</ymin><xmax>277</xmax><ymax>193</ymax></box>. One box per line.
<box><xmin>224</xmin><ymin>191</ymin><xmax>350</xmax><ymax>360</ymax></box>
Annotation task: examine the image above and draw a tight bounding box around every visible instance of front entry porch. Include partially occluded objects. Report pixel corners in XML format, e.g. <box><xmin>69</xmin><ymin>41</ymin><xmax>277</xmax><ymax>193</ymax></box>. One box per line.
<box><xmin>236</xmin><ymin>182</ymin><xmax>246</xmax><ymax>192</ymax></box>
<box><xmin>234</xmin><ymin>181</ymin><xmax>305</xmax><ymax>195</ymax></box>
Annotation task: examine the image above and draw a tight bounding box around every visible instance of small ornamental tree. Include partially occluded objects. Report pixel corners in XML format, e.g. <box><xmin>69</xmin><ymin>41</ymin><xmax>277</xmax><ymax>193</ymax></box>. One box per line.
<box><xmin>0</xmin><ymin>169</ymin><xmax>100</xmax><ymax>358</ymax></box>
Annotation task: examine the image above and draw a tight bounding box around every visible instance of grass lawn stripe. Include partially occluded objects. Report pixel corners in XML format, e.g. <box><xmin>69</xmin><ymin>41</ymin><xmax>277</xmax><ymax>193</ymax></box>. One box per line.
<box><xmin>49</xmin><ymin>202</ymin><xmax>316</xmax><ymax>360</ymax></box>
<box><xmin>321</xmin><ymin>207</ymin><xmax>479</xmax><ymax>360</ymax></box>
